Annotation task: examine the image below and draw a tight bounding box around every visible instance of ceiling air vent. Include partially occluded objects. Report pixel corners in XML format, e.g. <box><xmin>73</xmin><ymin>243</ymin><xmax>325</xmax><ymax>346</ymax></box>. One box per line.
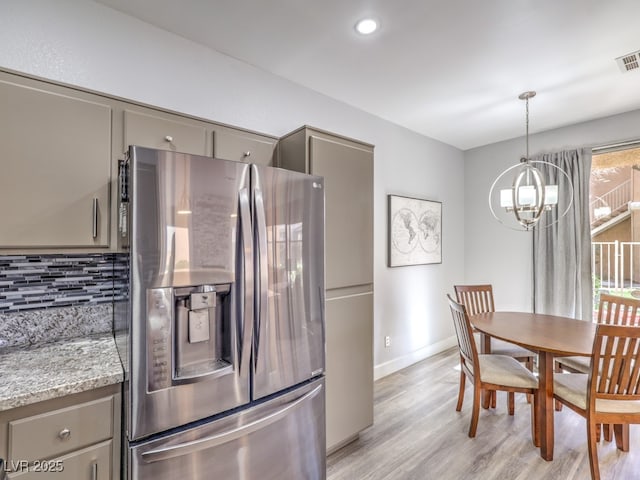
<box><xmin>616</xmin><ymin>51</ymin><xmax>640</xmax><ymax>73</ymax></box>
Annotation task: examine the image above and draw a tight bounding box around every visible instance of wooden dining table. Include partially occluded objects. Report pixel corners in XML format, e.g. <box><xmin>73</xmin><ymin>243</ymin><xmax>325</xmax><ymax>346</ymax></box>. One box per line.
<box><xmin>470</xmin><ymin>311</ymin><xmax>597</xmax><ymax>461</ymax></box>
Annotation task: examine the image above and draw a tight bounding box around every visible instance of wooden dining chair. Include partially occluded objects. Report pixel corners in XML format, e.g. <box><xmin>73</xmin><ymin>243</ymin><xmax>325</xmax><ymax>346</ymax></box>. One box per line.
<box><xmin>556</xmin><ymin>293</ymin><xmax>640</xmax><ymax>374</ymax></box>
<box><xmin>446</xmin><ymin>295</ymin><xmax>539</xmax><ymax>443</ymax></box>
<box><xmin>454</xmin><ymin>284</ymin><xmax>536</xmax><ymax>407</ymax></box>
<box><xmin>553</xmin><ymin>324</ymin><xmax>640</xmax><ymax>480</ymax></box>
<box><xmin>555</xmin><ymin>293</ymin><xmax>640</xmax><ymax>437</ymax></box>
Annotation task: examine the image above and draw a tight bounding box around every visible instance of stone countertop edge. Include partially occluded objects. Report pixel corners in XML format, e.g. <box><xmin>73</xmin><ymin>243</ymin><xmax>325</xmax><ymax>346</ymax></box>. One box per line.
<box><xmin>0</xmin><ymin>333</ymin><xmax>124</xmax><ymax>411</ymax></box>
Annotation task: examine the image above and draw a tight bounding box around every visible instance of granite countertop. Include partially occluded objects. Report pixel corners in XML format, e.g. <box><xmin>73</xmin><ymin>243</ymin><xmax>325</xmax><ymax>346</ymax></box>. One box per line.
<box><xmin>0</xmin><ymin>333</ymin><xmax>124</xmax><ymax>411</ymax></box>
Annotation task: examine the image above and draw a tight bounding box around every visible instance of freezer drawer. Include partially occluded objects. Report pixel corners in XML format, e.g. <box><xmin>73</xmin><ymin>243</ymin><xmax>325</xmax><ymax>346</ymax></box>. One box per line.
<box><xmin>129</xmin><ymin>378</ymin><xmax>325</xmax><ymax>480</ymax></box>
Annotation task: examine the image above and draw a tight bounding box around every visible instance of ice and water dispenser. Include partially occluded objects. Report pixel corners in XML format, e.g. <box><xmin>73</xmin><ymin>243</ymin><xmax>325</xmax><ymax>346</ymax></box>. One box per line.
<box><xmin>146</xmin><ymin>284</ymin><xmax>232</xmax><ymax>392</ymax></box>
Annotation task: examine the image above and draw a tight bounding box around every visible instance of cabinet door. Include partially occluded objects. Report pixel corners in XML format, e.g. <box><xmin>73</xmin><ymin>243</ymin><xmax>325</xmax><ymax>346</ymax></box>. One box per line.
<box><xmin>213</xmin><ymin>126</ymin><xmax>277</xmax><ymax>165</ymax></box>
<box><xmin>123</xmin><ymin>110</ymin><xmax>207</xmax><ymax>156</ymax></box>
<box><xmin>309</xmin><ymin>136</ymin><xmax>373</xmax><ymax>289</ymax></box>
<box><xmin>8</xmin><ymin>440</ymin><xmax>112</xmax><ymax>480</ymax></box>
<box><xmin>0</xmin><ymin>80</ymin><xmax>111</xmax><ymax>248</ymax></box>
<box><xmin>325</xmin><ymin>292</ymin><xmax>373</xmax><ymax>451</ymax></box>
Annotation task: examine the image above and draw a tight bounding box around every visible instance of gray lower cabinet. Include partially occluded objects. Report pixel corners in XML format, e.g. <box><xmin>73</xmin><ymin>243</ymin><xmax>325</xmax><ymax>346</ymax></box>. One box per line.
<box><xmin>8</xmin><ymin>442</ymin><xmax>112</xmax><ymax>480</ymax></box>
<box><xmin>0</xmin><ymin>385</ymin><xmax>121</xmax><ymax>480</ymax></box>
<box><xmin>325</xmin><ymin>290</ymin><xmax>374</xmax><ymax>451</ymax></box>
<box><xmin>278</xmin><ymin>126</ymin><xmax>374</xmax><ymax>452</ymax></box>
<box><xmin>0</xmin><ymin>73</ymin><xmax>111</xmax><ymax>249</ymax></box>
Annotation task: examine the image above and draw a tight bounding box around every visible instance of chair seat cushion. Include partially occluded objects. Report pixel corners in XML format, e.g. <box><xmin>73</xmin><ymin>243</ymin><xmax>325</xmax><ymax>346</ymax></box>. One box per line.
<box><xmin>556</xmin><ymin>355</ymin><xmax>591</xmax><ymax>373</ymax></box>
<box><xmin>554</xmin><ymin>373</ymin><xmax>640</xmax><ymax>413</ymax></box>
<box><xmin>478</xmin><ymin>354</ymin><xmax>538</xmax><ymax>389</ymax></box>
<box><xmin>491</xmin><ymin>338</ymin><xmax>536</xmax><ymax>358</ymax></box>
<box><xmin>473</xmin><ymin>333</ymin><xmax>535</xmax><ymax>359</ymax></box>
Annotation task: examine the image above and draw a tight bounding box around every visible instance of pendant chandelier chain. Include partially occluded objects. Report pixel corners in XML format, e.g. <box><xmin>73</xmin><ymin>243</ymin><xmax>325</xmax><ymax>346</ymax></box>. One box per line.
<box><xmin>525</xmin><ymin>96</ymin><xmax>529</xmax><ymax>161</ymax></box>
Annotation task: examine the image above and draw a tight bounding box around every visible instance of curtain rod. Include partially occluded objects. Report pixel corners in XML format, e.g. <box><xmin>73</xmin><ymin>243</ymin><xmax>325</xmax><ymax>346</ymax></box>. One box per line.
<box><xmin>592</xmin><ymin>139</ymin><xmax>640</xmax><ymax>154</ymax></box>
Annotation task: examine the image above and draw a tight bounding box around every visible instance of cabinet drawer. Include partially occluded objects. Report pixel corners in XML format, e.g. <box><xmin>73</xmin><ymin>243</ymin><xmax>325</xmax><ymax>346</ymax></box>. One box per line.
<box><xmin>213</xmin><ymin>127</ymin><xmax>276</xmax><ymax>165</ymax></box>
<box><xmin>9</xmin><ymin>397</ymin><xmax>113</xmax><ymax>462</ymax></box>
<box><xmin>8</xmin><ymin>440</ymin><xmax>112</xmax><ymax>480</ymax></box>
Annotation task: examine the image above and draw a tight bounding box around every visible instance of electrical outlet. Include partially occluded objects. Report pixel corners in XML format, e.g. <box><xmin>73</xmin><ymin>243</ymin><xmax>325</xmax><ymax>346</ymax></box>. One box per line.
<box><xmin>384</xmin><ymin>336</ymin><xmax>391</xmax><ymax>348</ymax></box>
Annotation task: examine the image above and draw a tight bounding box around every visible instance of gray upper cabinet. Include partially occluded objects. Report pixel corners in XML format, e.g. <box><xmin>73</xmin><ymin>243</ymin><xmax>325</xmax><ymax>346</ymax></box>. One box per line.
<box><xmin>0</xmin><ymin>69</ymin><xmax>279</xmax><ymax>253</ymax></box>
<box><xmin>123</xmin><ymin>109</ymin><xmax>208</xmax><ymax>156</ymax></box>
<box><xmin>309</xmin><ymin>135</ymin><xmax>373</xmax><ymax>289</ymax></box>
<box><xmin>0</xmin><ymin>75</ymin><xmax>111</xmax><ymax>249</ymax></box>
<box><xmin>279</xmin><ymin>127</ymin><xmax>374</xmax><ymax>290</ymax></box>
<box><xmin>213</xmin><ymin>125</ymin><xmax>277</xmax><ymax>165</ymax></box>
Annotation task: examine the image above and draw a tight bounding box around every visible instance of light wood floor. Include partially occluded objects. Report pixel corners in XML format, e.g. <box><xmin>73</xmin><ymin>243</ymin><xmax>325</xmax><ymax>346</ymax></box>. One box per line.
<box><xmin>327</xmin><ymin>348</ymin><xmax>639</xmax><ymax>480</ymax></box>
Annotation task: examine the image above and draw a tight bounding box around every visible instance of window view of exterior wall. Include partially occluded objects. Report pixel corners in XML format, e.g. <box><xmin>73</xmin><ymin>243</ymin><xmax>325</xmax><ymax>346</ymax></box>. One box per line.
<box><xmin>591</xmin><ymin>147</ymin><xmax>640</xmax><ymax>310</ymax></box>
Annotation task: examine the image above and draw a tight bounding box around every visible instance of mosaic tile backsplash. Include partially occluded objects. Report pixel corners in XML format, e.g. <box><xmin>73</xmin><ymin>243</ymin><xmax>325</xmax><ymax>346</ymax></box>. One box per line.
<box><xmin>0</xmin><ymin>254</ymin><xmax>127</xmax><ymax>312</ymax></box>
<box><xmin>0</xmin><ymin>254</ymin><xmax>129</xmax><ymax>348</ymax></box>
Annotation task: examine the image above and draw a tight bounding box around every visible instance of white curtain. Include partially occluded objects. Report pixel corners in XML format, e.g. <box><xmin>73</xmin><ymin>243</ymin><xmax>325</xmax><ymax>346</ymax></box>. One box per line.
<box><xmin>532</xmin><ymin>148</ymin><xmax>592</xmax><ymax>320</ymax></box>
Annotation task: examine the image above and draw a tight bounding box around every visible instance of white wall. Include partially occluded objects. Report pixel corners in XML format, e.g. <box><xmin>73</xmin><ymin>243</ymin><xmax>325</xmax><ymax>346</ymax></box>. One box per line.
<box><xmin>464</xmin><ymin>109</ymin><xmax>640</xmax><ymax>311</ymax></box>
<box><xmin>0</xmin><ymin>0</ymin><xmax>465</xmax><ymax>378</ymax></box>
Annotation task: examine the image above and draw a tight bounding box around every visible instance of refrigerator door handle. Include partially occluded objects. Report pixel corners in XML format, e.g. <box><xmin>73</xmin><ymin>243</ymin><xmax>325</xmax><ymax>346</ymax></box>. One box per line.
<box><xmin>253</xmin><ymin>185</ymin><xmax>269</xmax><ymax>370</ymax></box>
<box><xmin>140</xmin><ymin>383</ymin><xmax>322</xmax><ymax>463</ymax></box>
<box><xmin>238</xmin><ymin>187</ymin><xmax>254</xmax><ymax>376</ymax></box>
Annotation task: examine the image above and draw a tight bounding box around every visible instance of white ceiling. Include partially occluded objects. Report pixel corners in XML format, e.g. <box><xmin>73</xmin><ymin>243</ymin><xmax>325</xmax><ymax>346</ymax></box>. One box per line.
<box><xmin>95</xmin><ymin>0</ymin><xmax>640</xmax><ymax>150</ymax></box>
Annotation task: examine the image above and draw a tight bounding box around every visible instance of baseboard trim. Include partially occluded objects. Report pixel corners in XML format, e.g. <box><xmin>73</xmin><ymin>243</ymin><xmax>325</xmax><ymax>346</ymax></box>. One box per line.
<box><xmin>326</xmin><ymin>433</ymin><xmax>360</xmax><ymax>456</ymax></box>
<box><xmin>374</xmin><ymin>335</ymin><xmax>457</xmax><ymax>381</ymax></box>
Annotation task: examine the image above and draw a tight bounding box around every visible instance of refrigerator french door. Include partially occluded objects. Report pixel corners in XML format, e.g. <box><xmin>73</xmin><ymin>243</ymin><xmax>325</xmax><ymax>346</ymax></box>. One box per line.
<box><xmin>118</xmin><ymin>146</ymin><xmax>325</xmax><ymax>480</ymax></box>
<box><xmin>251</xmin><ymin>164</ymin><xmax>325</xmax><ymax>400</ymax></box>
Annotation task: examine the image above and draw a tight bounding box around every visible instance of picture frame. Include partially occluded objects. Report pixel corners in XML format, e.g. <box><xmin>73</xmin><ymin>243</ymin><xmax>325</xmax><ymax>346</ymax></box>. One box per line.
<box><xmin>388</xmin><ymin>195</ymin><xmax>442</xmax><ymax>267</ymax></box>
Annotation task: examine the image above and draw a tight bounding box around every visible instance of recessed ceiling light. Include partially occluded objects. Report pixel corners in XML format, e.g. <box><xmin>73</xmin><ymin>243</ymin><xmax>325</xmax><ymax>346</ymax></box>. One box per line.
<box><xmin>355</xmin><ymin>18</ymin><xmax>378</xmax><ymax>35</ymax></box>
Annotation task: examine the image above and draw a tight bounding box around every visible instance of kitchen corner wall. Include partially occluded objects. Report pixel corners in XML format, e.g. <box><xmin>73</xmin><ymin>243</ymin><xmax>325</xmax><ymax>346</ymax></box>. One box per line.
<box><xmin>464</xmin><ymin>109</ymin><xmax>640</xmax><ymax>311</ymax></box>
<box><xmin>0</xmin><ymin>1</ymin><xmax>464</xmax><ymax>379</ymax></box>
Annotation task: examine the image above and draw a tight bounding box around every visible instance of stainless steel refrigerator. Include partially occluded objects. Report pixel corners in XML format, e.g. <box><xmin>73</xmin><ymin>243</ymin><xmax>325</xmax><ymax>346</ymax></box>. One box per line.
<box><xmin>116</xmin><ymin>146</ymin><xmax>325</xmax><ymax>479</ymax></box>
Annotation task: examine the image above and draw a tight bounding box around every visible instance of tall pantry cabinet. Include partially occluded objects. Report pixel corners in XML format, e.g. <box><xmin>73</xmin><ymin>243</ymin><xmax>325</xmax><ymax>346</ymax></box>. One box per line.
<box><xmin>278</xmin><ymin>126</ymin><xmax>374</xmax><ymax>452</ymax></box>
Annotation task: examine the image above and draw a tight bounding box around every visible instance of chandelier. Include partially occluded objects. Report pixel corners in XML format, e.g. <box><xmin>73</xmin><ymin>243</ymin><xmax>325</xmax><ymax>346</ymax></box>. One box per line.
<box><xmin>488</xmin><ymin>91</ymin><xmax>573</xmax><ymax>230</ymax></box>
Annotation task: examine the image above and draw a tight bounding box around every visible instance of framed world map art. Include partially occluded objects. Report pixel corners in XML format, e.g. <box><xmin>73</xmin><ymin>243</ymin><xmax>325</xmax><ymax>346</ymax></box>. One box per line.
<box><xmin>388</xmin><ymin>195</ymin><xmax>442</xmax><ymax>267</ymax></box>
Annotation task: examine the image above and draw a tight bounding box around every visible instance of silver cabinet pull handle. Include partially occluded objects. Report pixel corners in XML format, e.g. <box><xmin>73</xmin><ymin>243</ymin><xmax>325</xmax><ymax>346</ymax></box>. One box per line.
<box><xmin>58</xmin><ymin>428</ymin><xmax>71</xmax><ymax>440</ymax></box>
<box><xmin>165</xmin><ymin>135</ymin><xmax>173</xmax><ymax>143</ymax></box>
<box><xmin>243</xmin><ymin>151</ymin><xmax>251</xmax><ymax>157</ymax></box>
<box><xmin>91</xmin><ymin>462</ymin><xmax>98</xmax><ymax>480</ymax></box>
<box><xmin>92</xmin><ymin>198</ymin><xmax>98</xmax><ymax>239</ymax></box>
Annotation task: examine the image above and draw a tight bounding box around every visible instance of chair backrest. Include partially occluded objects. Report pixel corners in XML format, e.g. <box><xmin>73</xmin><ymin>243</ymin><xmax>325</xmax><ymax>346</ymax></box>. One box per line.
<box><xmin>454</xmin><ymin>284</ymin><xmax>495</xmax><ymax>316</ymax></box>
<box><xmin>447</xmin><ymin>294</ymin><xmax>479</xmax><ymax>374</ymax></box>
<box><xmin>589</xmin><ymin>324</ymin><xmax>640</xmax><ymax>408</ymax></box>
<box><xmin>597</xmin><ymin>294</ymin><xmax>640</xmax><ymax>326</ymax></box>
